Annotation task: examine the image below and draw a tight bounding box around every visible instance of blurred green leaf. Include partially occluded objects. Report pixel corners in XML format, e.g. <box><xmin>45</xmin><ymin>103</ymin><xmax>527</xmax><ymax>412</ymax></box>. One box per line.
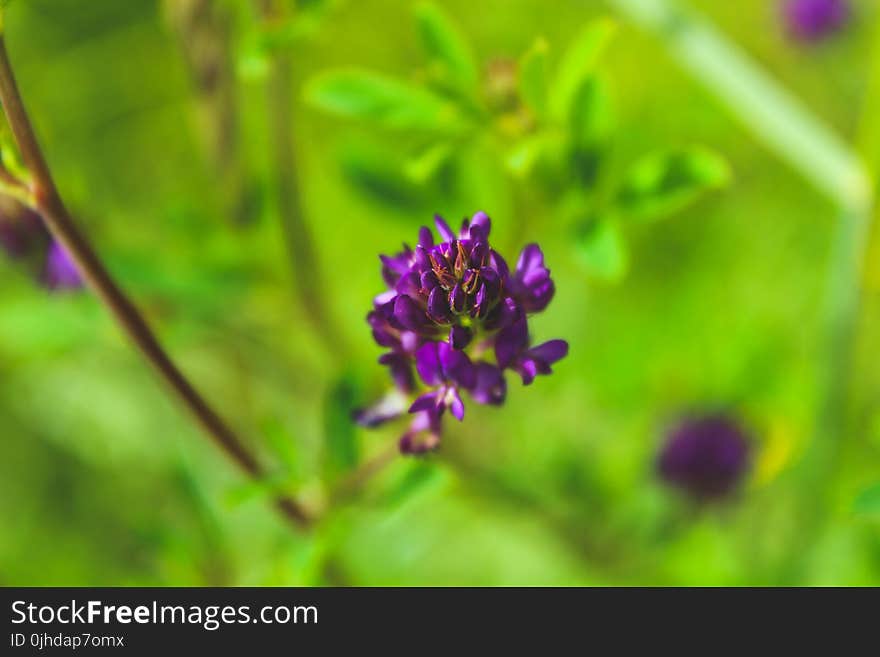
<box><xmin>261</xmin><ymin>416</ymin><xmax>301</xmax><ymax>475</ymax></box>
<box><xmin>518</xmin><ymin>38</ymin><xmax>549</xmax><ymax>119</ymax></box>
<box><xmin>853</xmin><ymin>484</ymin><xmax>880</xmax><ymax>519</ymax></box>
<box><xmin>322</xmin><ymin>375</ymin><xmax>362</xmax><ymax>479</ymax></box>
<box><xmin>549</xmin><ymin>18</ymin><xmax>616</xmax><ymax>122</ymax></box>
<box><xmin>404</xmin><ymin>142</ymin><xmax>454</xmax><ymax>184</ymax></box>
<box><xmin>505</xmin><ymin>132</ymin><xmax>554</xmax><ymax>179</ymax></box>
<box><xmin>614</xmin><ymin>147</ymin><xmax>731</xmax><ymax>221</ymax></box>
<box><xmin>305</xmin><ymin>70</ymin><xmax>463</xmax><ymax>132</ymax></box>
<box><xmin>341</xmin><ymin>144</ymin><xmax>430</xmax><ymax>208</ymax></box>
<box><xmin>415</xmin><ymin>2</ymin><xmax>479</xmax><ymax>95</ymax></box>
<box><xmin>381</xmin><ymin>461</ymin><xmax>448</xmax><ymax>509</ymax></box>
<box><xmin>575</xmin><ymin>215</ymin><xmax>629</xmax><ymax>281</ymax></box>
<box><xmin>569</xmin><ymin>75</ymin><xmax>612</xmax><ymax>149</ymax></box>
<box><xmin>224</xmin><ymin>475</ymin><xmax>295</xmax><ymax>509</ymax></box>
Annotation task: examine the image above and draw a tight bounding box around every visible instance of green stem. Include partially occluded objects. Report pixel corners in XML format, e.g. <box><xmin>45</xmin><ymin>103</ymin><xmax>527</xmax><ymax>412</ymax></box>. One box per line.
<box><xmin>164</xmin><ymin>0</ymin><xmax>250</xmax><ymax>224</ymax></box>
<box><xmin>0</xmin><ymin>29</ymin><xmax>312</xmax><ymax>530</ymax></box>
<box><xmin>258</xmin><ymin>0</ymin><xmax>346</xmax><ymax>358</ymax></box>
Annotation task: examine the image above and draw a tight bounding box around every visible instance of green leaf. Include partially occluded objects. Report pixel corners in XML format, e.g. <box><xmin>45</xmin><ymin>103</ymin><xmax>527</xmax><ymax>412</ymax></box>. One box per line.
<box><xmin>261</xmin><ymin>417</ymin><xmax>300</xmax><ymax>475</ymax></box>
<box><xmin>305</xmin><ymin>70</ymin><xmax>462</xmax><ymax>132</ymax></box>
<box><xmin>853</xmin><ymin>483</ymin><xmax>880</xmax><ymax>519</ymax></box>
<box><xmin>518</xmin><ymin>38</ymin><xmax>549</xmax><ymax>119</ymax></box>
<box><xmin>322</xmin><ymin>375</ymin><xmax>361</xmax><ymax>479</ymax></box>
<box><xmin>224</xmin><ymin>475</ymin><xmax>296</xmax><ymax>509</ymax></box>
<box><xmin>575</xmin><ymin>215</ymin><xmax>629</xmax><ymax>281</ymax></box>
<box><xmin>614</xmin><ymin>147</ymin><xmax>731</xmax><ymax>221</ymax></box>
<box><xmin>505</xmin><ymin>133</ymin><xmax>555</xmax><ymax>179</ymax></box>
<box><xmin>569</xmin><ymin>75</ymin><xmax>613</xmax><ymax>148</ymax></box>
<box><xmin>341</xmin><ymin>144</ymin><xmax>429</xmax><ymax>208</ymax></box>
<box><xmin>415</xmin><ymin>2</ymin><xmax>479</xmax><ymax>94</ymax></box>
<box><xmin>549</xmin><ymin>18</ymin><xmax>616</xmax><ymax>122</ymax></box>
<box><xmin>382</xmin><ymin>461</ymin><xmax>448</xmax><ymax>509</ymax></box>
<box><xmin>404</xmin><ymin>142</ymin><xmax>454</xmax><ymax>184</ymax></box>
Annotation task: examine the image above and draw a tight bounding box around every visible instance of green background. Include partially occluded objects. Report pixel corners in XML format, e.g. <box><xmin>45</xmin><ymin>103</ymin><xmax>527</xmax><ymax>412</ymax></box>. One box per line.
<box><xmin>1</xmin><ymin>0</ymin><xmax>879</xmax><ymax>585</ymax></box>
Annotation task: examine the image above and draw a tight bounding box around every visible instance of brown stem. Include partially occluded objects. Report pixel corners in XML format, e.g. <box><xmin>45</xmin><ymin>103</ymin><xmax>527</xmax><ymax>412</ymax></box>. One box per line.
<box><xmin>0</xmin><ymin>35</ymin><xmax>312</xmax><ymax>530</ymax></box>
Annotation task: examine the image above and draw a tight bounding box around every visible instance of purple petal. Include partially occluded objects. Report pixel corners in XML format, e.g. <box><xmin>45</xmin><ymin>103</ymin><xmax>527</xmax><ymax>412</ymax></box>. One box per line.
<box><xmin>427</xmin><ymin>286</ymin><xmax>451</xmax><ymax>322</ymax></box>
<box><xmin>393</xmin><ymin>294</ymin><xmax>427</xmax><ymax>331</ymax></box>
<box><xmin>353</xmin><ymin>389</ymin><xmax>409</xmax><ymax>427</ymax></box>
<box><xmin>415</xmin><ymin>341</ymin><xmax>443</xmax><ymax>386</ymax></box>
<box><xmin>528</xmin><ymin>340</ymin><xmax>569</xmax><ymax>366</ymax></box>
<box><xmin>449</xmin><ymin>283</ymin><xmax>466</xmax><ymax>314</ymax></box>
<box><xmin>379</xmin><ymin>352</ymin><xmax>416</xmax><ymax>392</ymax></box>
<box><xmin>518</xmin><ymin>358</ymin><xmax>539</xmax><ymax>385</ymax></box>
<box><xmin>420</xmin><ymin>270</ymin><xmax>439</xmax><ymax>292</ymax></box>
<box><xmin>438</xmin><ymin>341</ymin><xmax>476</xmax><ymax>389</ymax></box>
<box><xmin>434</xmin><ymin>215</ymin><xmax>456</xmax><ymax>242</ymax></box>
<box><xmin>399</xmin><ymin>408</ymin><xmax>443</xmax><ymax>455</ymax></box>
<box><xmin>448</xmin><ymin>324</ymin><xmax>473</xmax><ymax>349</ymax></box>
<box><xmin>469</xmin><ymin>241</ymin><xmax>488</xmax><ymax>267</ymax></box>
<box><xmin>395</xmin><ymin>271</ymin><xmax>421</xmax><ymax>297</ymax></box>
<box><xmin>494</xmin><ymin>317</ymin><xmax>529</xmax><ymax>369</ymax></box>
<box><xmin>43</xmin><ymin>241</ymin><xmax>83</xmax><ymax>291</ymax></box>
<box><xmin>469</xmin><ymin>211</ymin><xmax>491</xmax><ymax>238</ymax></box>
<box><xmin>418</xmin><ymin>226</ymin><xmax>434</xmax><ymax>249</ymax></box>
<box><xmin>489</xmin><ymin>249</ymin><xmax>509</xmax><ymax>279</ymax></box>
<box><xmin>448</xmin><ymin>388</ymin><xmax>465</xmax><ymax>421</ymax></box>
<box><xmin>515</xmin><ymin>244</ymin><xmax>545</xmax><ymax>278</ymax></box>
<box><xmin>471</xmin><ymin>363</ymin><xmax>507</xmax><ymax>406</ymax></box>
<box><xmin>409</xmin><ymin>391</ymin><xmax>441</xmax><ymax>413</ymax></box>
<box><xmin>434</xmin><ymin>214</ymin><xmax>455</xmax><ymax>242</ymax></box>
<box><xmin>483</xmin><ymin>296</ymin><xmax>521</xmax><ymax>331</ymax></box>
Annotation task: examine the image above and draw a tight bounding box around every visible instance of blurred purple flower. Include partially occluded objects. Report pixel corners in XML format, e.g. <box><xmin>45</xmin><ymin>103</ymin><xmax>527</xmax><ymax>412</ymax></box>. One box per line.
<box><xmin>782</xmin><ymin>0</ymin><xmax>850</xmax><ymax>42</ymax></box>
<box><xmin>657</xmin><ymin>414</ymin><xmax>752</xmax><ymax>501</ymax></box>
<box><xmin>42</xmin><ymin>241</ymin><xmax>84</xmax><ymax>291</ymax></box>
<box><xmin>0</xmin><ymin>204</ymin><xmax>44</xmax><ymax>259</ymax></box>
<box><xmin>1</xmin><ymin>201</ymin><xmax>83</xmax><ymax>292</ymax></box>
<box><xmin>357</xmin><ymin>211</ymin><xmax>568</xmax><ymax>453</ymax></box>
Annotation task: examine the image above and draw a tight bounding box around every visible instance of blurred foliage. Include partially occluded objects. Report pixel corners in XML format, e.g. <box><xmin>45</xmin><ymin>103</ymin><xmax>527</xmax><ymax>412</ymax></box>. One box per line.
<box><xmin>0</xmin><ymin>0</ymin><xmax>878</xmax><ymax>586</ymax></box>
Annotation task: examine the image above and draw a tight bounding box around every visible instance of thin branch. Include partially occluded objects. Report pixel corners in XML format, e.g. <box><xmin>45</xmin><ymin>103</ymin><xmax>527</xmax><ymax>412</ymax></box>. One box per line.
<box><xmin>0</xmin><ymin>33</ymin><xmax>312</xmax><ymax>530</ymax></box>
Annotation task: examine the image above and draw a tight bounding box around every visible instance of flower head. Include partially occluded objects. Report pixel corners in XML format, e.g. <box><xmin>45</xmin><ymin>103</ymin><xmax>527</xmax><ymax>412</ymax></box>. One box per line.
<box><xmin>782</xmin><ymin>0</ymin><xmax>850</xmax><ymax>42</ymax></box>
<box><xmin>657</xmin><ymin>413</ymin><xmax>752</xmax><ymax>501</ymax></box>
<box><xmin>357</xmin><ymin>211</ymin><xmax>568</xmax><ymax>453</ymax></box>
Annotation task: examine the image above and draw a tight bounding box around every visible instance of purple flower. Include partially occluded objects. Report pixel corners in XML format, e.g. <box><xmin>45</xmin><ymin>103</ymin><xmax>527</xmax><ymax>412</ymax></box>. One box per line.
<box><xmin>1</xmin><ymin>201</ymin><xmax>83</xmax><ymax>293</ymax></box>
<box><xmin>42</xmin><ymin>241</ymin><xmax>84</xmax><ymax>291</ymax></box>
<box><xmin>782</xmin><ymin>0</ymin><xmax>850</xmax><ymax>42</ymax></box>
<box><xmin>410</xmin><ymin>341</ymin><xmax>476</xmax><ymax>420</ymax></box>
<box><xmin>657</xmin><ymin>414</ymin><xmax>752</xmax><ymax>501</ymax></box>
<box><xmin>357</xmin><ymin>211</ymin><xmax>568</xmax><ymax>453</ymax></box>
<box><xmin>509</xmin><ymin>244</ymin><xmax>555</xmax><ymax>312</ymax></box>
<box><xmin>495</xmin><ymin>317</ymin><xmax>568</xmax><ymax>385</ymax></box>
<box><xmin>0</xmin><ymin>203</ymin><xmax>45</xmax><ymax>260</ymax></box>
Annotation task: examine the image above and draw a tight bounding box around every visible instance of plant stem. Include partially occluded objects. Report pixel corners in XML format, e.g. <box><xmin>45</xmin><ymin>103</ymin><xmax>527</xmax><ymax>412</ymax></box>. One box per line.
<box><xmin>164</xmin><ymin>0</ymin><xmax>251</xmax><ymax>224</ymax></box>
<box><xmin>257</xmin><ymin>0</ymin><xmax>346</xmax><ymax>358</ymax></box>
<box><xmin>0</xmin><ymin>34</ymin><xmax>312</xmax><ymax>530</ymax></box>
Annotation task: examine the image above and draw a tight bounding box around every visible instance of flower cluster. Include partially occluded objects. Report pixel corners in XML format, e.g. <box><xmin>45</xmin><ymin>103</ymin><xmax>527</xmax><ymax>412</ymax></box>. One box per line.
<box><xmin>657</xmin><ymin>413</ymin><xmax>752</xmax><ymax>501</ymax></box>
<box><xmin>357</xmin><ymin>212</ymin><xmax>568</xmax><ymax>454</ymax></box>
<box><xmin>0</xmin><ymin>199</ymin><xmax>82</xmax><ymax>291</ymax></box>
<box><xmin>782</xmin><ymin>0</ymin><xmax>850</xmax><ymax>42</ymax></box>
